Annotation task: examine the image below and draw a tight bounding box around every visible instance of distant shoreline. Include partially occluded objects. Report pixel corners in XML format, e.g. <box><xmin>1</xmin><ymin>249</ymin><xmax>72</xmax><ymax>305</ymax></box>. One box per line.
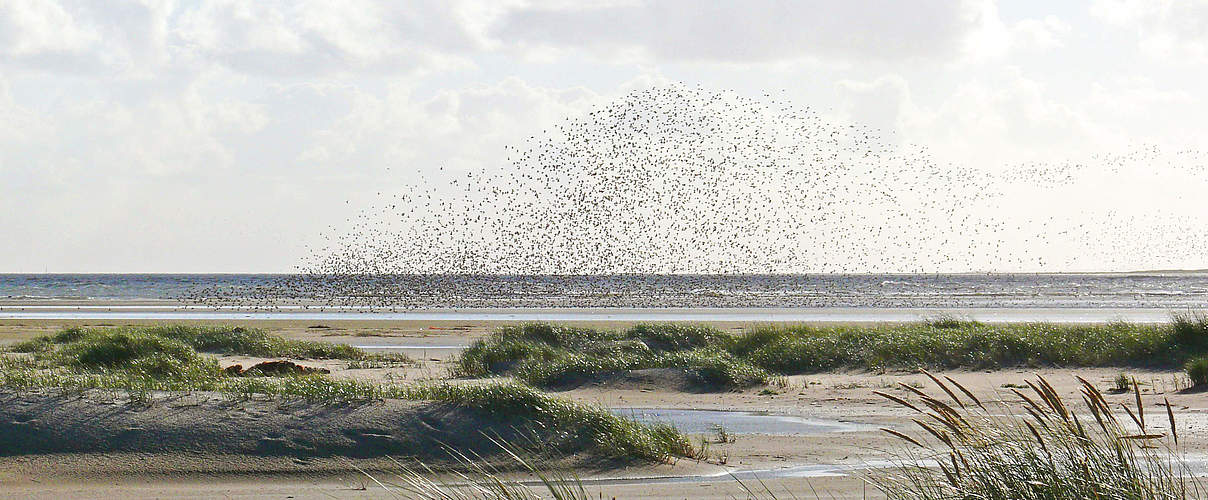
<box><xmin>4</xmin><ymin>273</ymin><xmax>1207</xmax><ymax>311</ymax></box>
<box><xmin>3</xmin><ymin>270</ymin><xmax>1208</xmax><ymax>276</ymax></box>
<box><xmin>0</xmin><ymin>305</ymin><xmax>1192</xmax><ymax>323</ymax></box>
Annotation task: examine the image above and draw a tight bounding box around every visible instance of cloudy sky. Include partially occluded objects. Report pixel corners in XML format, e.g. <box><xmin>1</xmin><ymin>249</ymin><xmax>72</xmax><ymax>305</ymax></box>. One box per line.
<box><xmin>3</xmin><ymin>0</ymin><xmax>1208</xmax><ymax>272</ymax></box>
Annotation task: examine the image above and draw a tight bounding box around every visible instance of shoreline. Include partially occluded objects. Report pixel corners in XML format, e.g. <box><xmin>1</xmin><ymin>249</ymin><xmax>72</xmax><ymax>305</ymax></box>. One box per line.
<box><xmin>0</xmin><ymin>303</ymin><xmax>1195</xmax><ymax>323</ymax></box>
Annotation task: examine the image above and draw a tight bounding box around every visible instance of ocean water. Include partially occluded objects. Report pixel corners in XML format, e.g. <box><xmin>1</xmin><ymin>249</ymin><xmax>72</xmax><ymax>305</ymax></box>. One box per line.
<box><xmin>1</xmin><ymin>273</ymin><xmax>1207</xmax><ymax>309</ymax></box>
<box><xmin>0</xmin><ymin>274</ymin><xmax>274</xmax><ymax>302</ymax></box>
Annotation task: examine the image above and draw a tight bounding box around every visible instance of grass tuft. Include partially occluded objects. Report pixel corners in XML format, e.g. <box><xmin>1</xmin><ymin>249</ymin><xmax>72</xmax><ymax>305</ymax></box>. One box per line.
<box><xmin>64</xmin><ymin>332</ymin><xmax>198</xmax><ymax>369</ymax></box>
<box><xmin>873</xmin><ymin>375</ymin><xmax>1198</xmax><ymax>500</ymax></box>
<box><xmin>1185</xmin><ymin>356</ymin><xmax>1208</xmax><ymax>387</ymax></box>
<box><xmin>1114</xmin><ymin>372</ymin><xmax>1131</xmax><ymax>392</ymax></box>
<box><xmin>459</xmin><ymin>323</ymin><xmax>769</xmax><ymax>389</ymax></box>
<box><xmin>923</xmin><ymin>314</ymin><xmax>982</xmax><ymax>329</ymax></box>
<box><xmin>1173</xmin><ymin>311</ymin><xmax>1208</xmax><ymax>348</ymax></box>
<box><xmin>14</xmin><ymin>325</ymin><xmax>371</xmax><ymax>360</ymax></box>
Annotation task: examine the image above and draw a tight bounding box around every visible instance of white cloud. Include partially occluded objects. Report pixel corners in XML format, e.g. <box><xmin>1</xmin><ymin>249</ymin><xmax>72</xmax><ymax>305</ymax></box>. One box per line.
<box><xmin>885</xmin><ymin>70</ymin><xmax>1096</xmax><ymax>166</ymax></box>
<box><xmin>0</xmin><ymin>0</ymin><xmax>97</xmax><ymax>55</ymax></box>
<box><xmin>0</xmin><ymin>1</ymin><xmax>1057</xmax><ymax>77</ymax></box>
<box><xmin>0</xmin><ymin>0</ymin><xmax>494</xmax><ymax>77</ymax></box>
<box><xmin>298</xmin><ymin>77</ymin><xmax>603</xmax><ymax>178</ymax></box>
<box><xmin>0</xmin><ymin>69</ymin><xmax>613</xmax><ymax>271</ymax></box>
<box><xmin>171</xmin><ymin>0</ymin><xmax>483</xmax><ymax>76</ymax></box>
<box><xmin>2</xmin><ymin>0</ymin><xmax>1208</xmax><ymax>271</ymax></box>
<box><xmin>492</xmin><ymin>0</ymin><xmax>986</xmax><ymax>63</ymax></box>
<box><xmin>835</xmin><ymin>75</ymin><xmax>912</xmax><ymax>138</ymax></box>
<box><xmin>0</xmin><ymin>0</ymin><xmax>171</xmax><ymax>74</ymax></box>
<box><xmin>1093</xmin><ymin>0</ymin><xmax>1208</xmax><ymax>61</ymax></box>
<box><xmin>1012</xmin><ymin>15</ymin><xmax>1072</xmax><ymax>51</ymax></box>
<box><xmin>961</xmin><ymin>1</ymin><xmax>1071</xmax><ymax>60</ymax></box>
<box><xmin>0</xmin><ymin>76</ymin><xmax>42</xmax><ymax>147</ymax></box>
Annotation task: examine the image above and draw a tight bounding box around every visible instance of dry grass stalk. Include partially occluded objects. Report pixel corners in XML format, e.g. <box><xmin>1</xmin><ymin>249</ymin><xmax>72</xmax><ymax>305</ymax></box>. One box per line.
<box><xmin>873</xmin><ymin>376</ymin><xmax>1199</xmax><ymax>500</ymax></box>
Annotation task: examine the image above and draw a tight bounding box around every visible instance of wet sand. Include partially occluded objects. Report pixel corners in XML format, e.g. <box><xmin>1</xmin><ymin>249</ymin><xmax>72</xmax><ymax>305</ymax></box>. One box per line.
<box><xmin>1</xmin><ymin>318</ymin><xmax>1205</xmax><ymax>499</ymax></box>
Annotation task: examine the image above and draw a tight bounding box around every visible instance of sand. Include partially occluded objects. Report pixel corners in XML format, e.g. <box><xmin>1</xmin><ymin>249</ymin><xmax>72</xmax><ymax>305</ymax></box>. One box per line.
<box><xmin>2</xmin><ymin>318</ymin><xmax>1206</xmax><ymax>499</ymax></box>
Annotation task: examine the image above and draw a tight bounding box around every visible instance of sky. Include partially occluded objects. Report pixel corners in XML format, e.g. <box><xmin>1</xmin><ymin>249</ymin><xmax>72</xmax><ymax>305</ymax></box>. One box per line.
<box><xmin>3</xmin><ymin>0</ymin><xmax>1208</xmax><ymax>273</ymax></box>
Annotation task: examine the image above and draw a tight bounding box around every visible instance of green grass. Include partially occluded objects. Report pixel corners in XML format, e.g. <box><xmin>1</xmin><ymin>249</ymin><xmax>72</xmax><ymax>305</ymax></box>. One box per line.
<box><xmin>729</xmin><ymin>321</ymin><xmax>1173</xmax><ymax>371</ymax></box>
<box><xmin>0</xmin><ymin>366</ymin><xmax>690</xmax><ymax>462</ymax></box>
<box><xmin>458</xmin><ymin>323</ymin><xmax>770</xmax><ymax>388</ymax></box>
<box><xmin>1173</xmin><ymin>312</ymin><xmax>1208</xmax><ymax>348</ymax></box>
<box><xmin>7</xmin><ymin>325</ymin><xmax>385</xmax><ymax>387</ymax></box>
<box><xmin>1185</xmin><ymin>356</ymin><xmax>1208</xmax><ymax>386</ymax></box>
<box><xmin>1115</xmin><ymin>372</ymin><xmax>1132</xmax><ymax>392</ymax></box>
<box><xmin>65</xmin><ymin>331</ymin><xmax>227</xmax><ymax>381</ymax></box>
<box><xmin>2</xmin><ymin>326</ymin><xmax>369</xmax><ymax>395</ymax></box>
<box><xmin>13</xmin><ymin>325</ymin><xmax>368</xmax><ymax>360</ymax></box>
<box><xmin>0</xmin><ymin>325</ymin><xmax>690</xmax><ymax>463</ymax></box>
<box><xmin>923</xmin><ymin>314</ymin><xmax>982</xmax><ymax>329</ymax></box>
<box><xmin>409</xmin><ymin>383</ymin><xmax>693</xmax><ymax>461</ymax></box>
<box><xmin>459</xmin><ymin>315</ymin><xmax>1208</xmax><ymax>389</ymax></box>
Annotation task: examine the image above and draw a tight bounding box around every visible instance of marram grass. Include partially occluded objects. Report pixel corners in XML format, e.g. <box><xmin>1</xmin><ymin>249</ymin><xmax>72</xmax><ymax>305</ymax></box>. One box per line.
<box><xmin>873</xmin><ymin>372</ymin><xmax>1198</xmax><ymax>500</ymax></box>
<box><xmin>12</xmin><ymin>324</ymin><xmax>370</xmax><ymax>360</ymax></box>
<box><xmin>459</xmin><ymin>314</ymin><xmax>1208</xmax><ymax>389</ymax></box>
<box><xmin>329</xmin><ymin>375</ymin><xmax>1204</xmax><ymax>500</ymax></box>
<box><xmin>457</xmin><ymin>323</ymin><xmax>770</xmax><ymax>388</ymax></box>
<box><xmin>0</xmin><ymin>325</ymin><xmax>691</xmax><ymax>462</ymax></box>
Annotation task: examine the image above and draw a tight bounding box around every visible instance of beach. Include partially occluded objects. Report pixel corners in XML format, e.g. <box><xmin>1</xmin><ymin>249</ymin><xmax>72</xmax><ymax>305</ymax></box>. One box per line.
<box><xmin>2</xmin><ymin>317</ymin><xmax>1205</xmax><ymax>499</ymax></box>
<box><xmin>11</xmin><ymin>3</ymin><xmax>1208</xmax><ymax>497</ymax></box>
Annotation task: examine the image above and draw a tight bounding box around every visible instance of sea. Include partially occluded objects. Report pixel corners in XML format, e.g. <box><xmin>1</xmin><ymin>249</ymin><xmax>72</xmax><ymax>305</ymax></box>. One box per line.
<box><xmin>1</xmin><ymin>273</ymin><xmax>1206</xmax><ymax>322</ymax></box>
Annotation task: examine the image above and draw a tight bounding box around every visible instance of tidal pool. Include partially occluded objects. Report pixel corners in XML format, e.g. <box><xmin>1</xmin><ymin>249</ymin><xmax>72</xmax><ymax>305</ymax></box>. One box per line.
<box><xmin>609</xmin><ymin>408</ymin><xmax>872</xmax><ymax>435</ymax></box>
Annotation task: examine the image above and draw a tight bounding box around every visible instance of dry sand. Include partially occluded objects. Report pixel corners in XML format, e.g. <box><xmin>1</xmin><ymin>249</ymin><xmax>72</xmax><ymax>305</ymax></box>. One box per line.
<box><xmin>2</xmin><ymin>318</ymin><xmax>1206</xmax><ymax>499</ymax></box>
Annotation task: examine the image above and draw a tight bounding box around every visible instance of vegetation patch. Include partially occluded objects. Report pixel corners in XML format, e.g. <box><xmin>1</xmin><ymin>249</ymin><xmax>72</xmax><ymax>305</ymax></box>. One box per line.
<box><xmin>0</xmin><ymin>325</ymin><xmax>690</xmax><ymax>463</ymax></box>
<box><xmin>457</xmin><ymin>323</ymin><xmax>770</xmax><ymax>389</ymax></box>
<box><xmin>13</xmin><ymin>325</ymin><xmax>369</xmax><ymax>360</ymax></box>
<box><xmin>873</xmin><ymin>375</ymin><xmax>1195</xmax><ymax>499</ymax></box>
<box><xmin>459</xmin><ymin>315</ymin><xmax>1208</xmax><ymax>388</ymax></box>
<box><xmin>407</xmin><ymin>383</ymin><xmax>694</xmax><ymax>461</ymax></box>
<box><xmin>1185</xmin><ymin>355</ymin><xmax>1208</xmax><ymax>387</ymax></box>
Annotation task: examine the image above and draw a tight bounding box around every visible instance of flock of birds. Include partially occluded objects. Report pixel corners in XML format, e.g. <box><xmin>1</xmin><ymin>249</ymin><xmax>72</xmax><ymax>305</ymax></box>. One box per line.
<box><xmin>192</xmin><ymin>86</ymin><xmax>1208</xmax><ymax>309</ymax></box>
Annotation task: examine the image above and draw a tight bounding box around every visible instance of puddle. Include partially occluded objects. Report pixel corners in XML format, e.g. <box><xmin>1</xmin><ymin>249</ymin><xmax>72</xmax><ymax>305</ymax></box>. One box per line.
<box><xmin>351</xmin><ymin>345</ymin><xmax>468</xmax><ymax>350</ymax></box>
<box><xmin>609</xmin><ymin>408</ymin><xmax>872</xmax><ymax>435</ymax></box>
<box><xmin>575</xmin><ymin>462</ymin><xmax>886</xmax><ymax>486</ymax></box>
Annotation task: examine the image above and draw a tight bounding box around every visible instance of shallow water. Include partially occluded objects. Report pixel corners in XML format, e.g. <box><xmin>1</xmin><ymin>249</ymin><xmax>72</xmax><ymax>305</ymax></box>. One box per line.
<box><xmin>577</xmin><ymin>462</ymin><xmax>889</xmax><ymax>486</ymax></box>
<box><xmin>577</xmin><ymin>455</ymin><xmax>1208</xmax><ymax>486</ymax></box>
<box><xmin>609</xmin><ymin>408</ymin><xmax>872</xmax><ymax>435</ymax></box>
<box><xmin>4</xmin><ymin>273</ymin><xmax>1208</xmax><ymax>309</ymax></box>
<box><xmin>351</xmin><ymin>344</ymin><xmax>467</xmax><ymax>350</ymax></box>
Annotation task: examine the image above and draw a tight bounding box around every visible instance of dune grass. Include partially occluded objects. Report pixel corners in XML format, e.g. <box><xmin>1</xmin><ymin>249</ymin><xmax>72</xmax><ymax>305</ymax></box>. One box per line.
<box><xmin>727</xmin><ymin>320</ymin><xmax>1180</xmax><ymax>372</ymax></box>
<box><xmin>1185</xmin><ymin>356</ymin><xmax>1208</xmax><ymax>387</ymax></box>
<box><xmin>458</xmin><ymin>315</ymin><xmax>1208</xmax><ymax>389</ymax></box>
<box><xmin>12</xmin><ymin>325</ymin><xmax>370</xmax><ymax>360</ymax></box>
<box><xmin>0</xmin><ymin>325</ymin><xmax>691</xmax><ymax>462</ymax></box>
<box><xmin>457</xmin><ymin>323</ymin><xmax>770</xmax><ymax>388</ymax></box>
<box><xmin>351</xmin><ymin>375</ymin><xmax>1202</xmax><ymax>499</ymax></box>
<box><xmin>873</xmin><ymin>373</ymin><xmax>1196</xmax><ymax>499</ymax></box>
